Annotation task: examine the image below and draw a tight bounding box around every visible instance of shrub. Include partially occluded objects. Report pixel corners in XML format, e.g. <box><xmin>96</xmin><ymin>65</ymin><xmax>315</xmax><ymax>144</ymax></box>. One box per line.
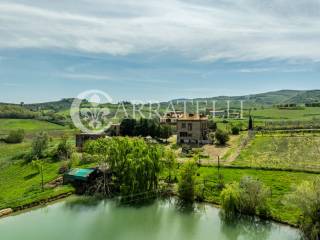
<box><xmin>54</xmin><ymin>136</ymin><xmax>74</xmax><ymax>161</ymax></box>
<box><xmin>170</xmin><ymin>143</ymin><xmax>178</xmax><ymax>150</ymax></box>
<box><xmin>220</xmin><ymin>176</ymin><xmax>271</xmax><ymax>218</ymax></box>
<box><xmin>178</xmin><ymin>160</ymin><xmax>198</xmax><ymax>203</ymax></box>
<box><xmin>4</xmin><ymin>129</ymin><xmax>25</xmax><ymax>144</ymax></box>
<box><xmin>231</xmin><ymin>126</ymin><xmax>240</xmax><ymax>135</ymax></box>
<box><xmin>220</xmin><ymin>182</ymin><xmax>240</xmax><ymax>217</ymax></box>
<box><xmin>31</xmin><ymin>131</ymin><xmax>49</xmax><ymax>158</ymax></box>
<box><xmin>208</xmin><ymin>132</ymin><xmax>215</xmax><ymax>144</ymax></box>
<box><xmin>215</xmin><ymin>129</ymin><xmax>230</xmax><ymax>145</ymax></box>
<box><xmin>287</xmin><ymin>178</ymin><xmax>320</xmax><ymax>240</ymax></box>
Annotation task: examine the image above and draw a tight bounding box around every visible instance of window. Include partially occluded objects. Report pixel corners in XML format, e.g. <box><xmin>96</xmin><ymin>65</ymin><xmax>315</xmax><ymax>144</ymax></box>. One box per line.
<box><xmin>188</xmin><ymin>123</ymin><xmax>192</xmax><ymax>131</ymax></box>
<box><xmin>182</xmin><ymin>123</ymin><xmax>186</xmax><ymax>128</ymax></box>
<box><xmin>180</xmin><ymin>132</ymin><xmax>188</xmax><ymax>137</ymax></box>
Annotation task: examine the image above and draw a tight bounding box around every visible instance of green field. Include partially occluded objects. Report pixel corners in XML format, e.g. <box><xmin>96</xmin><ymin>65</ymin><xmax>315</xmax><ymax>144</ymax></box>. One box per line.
<box><xmin>0</xmin><ymin>119</ymin><xmax>76</xmax><ymax>209</ymax></box>
<box><xmin>251</xmin><ymin>107</ymin><xmax>320</xmax><ymax>121</ymax></box>
<box><xmin>0</xmin><ymin>142</ymin><xmax>31</xmax><ymax>164</ymax></box>
<box><xmin>233</xmin><ymin>135</ymin><xmax>320</xmax><ymax>171</ymax></box>
<box><xmin>0</xmin><ymin>119</ymin><xmax>66</xmax><ymax>133</ymax></box>
<box><xmin>0</xmin><ymin>160</ymin><xmax>73</xmax><ymax>209</ymax></box>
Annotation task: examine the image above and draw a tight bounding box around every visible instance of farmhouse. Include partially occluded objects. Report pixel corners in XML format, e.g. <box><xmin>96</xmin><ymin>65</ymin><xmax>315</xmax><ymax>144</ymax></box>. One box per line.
<box><xmin>160</xmin><ymin>111</ymin><xmax>184</xmax><ymax>125</ymax></box>
<box><xmin>177</xmin><ymin>113</ymin><xmax>209</xmax><ymax>144</ymax></box>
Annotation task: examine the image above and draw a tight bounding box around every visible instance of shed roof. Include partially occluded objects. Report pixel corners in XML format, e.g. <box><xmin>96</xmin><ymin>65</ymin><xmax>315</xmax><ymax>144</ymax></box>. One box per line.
<box><xmin>65</xmin><ymin>168</ymin><xmax>96</xmax><ymax>181</ymax></box>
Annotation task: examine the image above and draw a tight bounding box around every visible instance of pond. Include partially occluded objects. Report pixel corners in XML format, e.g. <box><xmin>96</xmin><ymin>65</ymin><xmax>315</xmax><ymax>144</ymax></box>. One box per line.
<box><xmin>0</xmin><ymin>197</ymin><xmax>299</xmax><ymax>240</ymax></box>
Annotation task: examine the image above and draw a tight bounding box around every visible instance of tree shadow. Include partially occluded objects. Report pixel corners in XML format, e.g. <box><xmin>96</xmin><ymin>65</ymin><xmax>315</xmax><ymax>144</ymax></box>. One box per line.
<box><xmin>63</xmin><ymin>196</ymin><xmax>101</xmax><ymax>211</ymax></box>
<box><xmin>23</xmin><ymin>172</ymin><xmax>39</xmax><ymax>180</ymax></box>
<box><xmin>219</xmin><ymin>212</ymin><xmax>273</xmax><ymax>240</ymax></box>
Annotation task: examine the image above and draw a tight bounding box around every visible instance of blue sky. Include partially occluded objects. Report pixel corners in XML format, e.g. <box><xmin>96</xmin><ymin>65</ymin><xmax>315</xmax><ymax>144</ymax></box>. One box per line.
<box><xmin>1</xmin><ymin>0</ymin><xmax>320</xmax><ymax>103</ymax></box>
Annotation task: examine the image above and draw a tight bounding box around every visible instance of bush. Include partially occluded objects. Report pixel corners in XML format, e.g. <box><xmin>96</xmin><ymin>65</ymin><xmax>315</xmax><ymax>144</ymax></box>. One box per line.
<box><xmin>220</xmin><ymin>176</ymin><xmax>271</xmax><ymax>218</ymax></box>
<box><xmin>287</xmin><ymin>178</ymin><xmax>320</xmax><ymax>240</ymax></box>
<box><xmin>208</xmin><ymin>132</ymin><xmax>215</xmax><ymax>144</ymax></box>
<box><xmin>231</xmin><ymin>126</ymin><xmax>240</xmax><ymax>135</ymax></box>
<box><xmin>178</xmin><ymin>161</ymin><xmax>198</xmax><ymax>203</ymax></box>
<box><xmin>4</xmin><ymin>129</ymin><xmax>25</xmax><ymax>144</ymax></box>
<box><xmin>215</xmin><ymin>129</ymin><xmax>230</xmax><ymax>145</ymax></box>
<box><xmin>54</xmin><ymin>136</ymin><xmax>74</xmax><ymax>161</ymax></box>
<box><xmin>31</xmin><ymin>131</ymin><xmax>49</xmax><ymax>158</ymax></box>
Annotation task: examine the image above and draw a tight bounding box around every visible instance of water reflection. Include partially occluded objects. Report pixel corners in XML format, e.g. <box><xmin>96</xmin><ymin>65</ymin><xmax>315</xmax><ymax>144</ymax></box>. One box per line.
<box><xmin>220</xmin><ymin>212</ymin><xmax>272</xmax><ymax>240</ymax></box>
<box><xmin>0</xmin><ymin>197</ymin><xmax>299</xmax><ymax>240</ymax></box>
<box><xmin>64</xmin><ymin>196</ymin><xmax>101</xmax><ymax>211</ymax></box>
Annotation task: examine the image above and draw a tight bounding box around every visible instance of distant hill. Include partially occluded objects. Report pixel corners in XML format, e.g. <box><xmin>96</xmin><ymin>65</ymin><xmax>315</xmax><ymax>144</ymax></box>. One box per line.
<box><xmin>284</xmin><ymin>90</ymin><xmax>320</xmax><ymax>104</ymax></box>
<box><xmin>2</xmin><ymin>90</ymin><xmax>320</xmax><ymax>112</ymax></box>
<box><xmin>171</xmin><ymin>90</ymin><xmax>320</xmax><ymax>107</ymax></box>
<box><xmin>25</xmin><ymin>98</ymin><xmax>75</xmax><ymax>112</ymax></box>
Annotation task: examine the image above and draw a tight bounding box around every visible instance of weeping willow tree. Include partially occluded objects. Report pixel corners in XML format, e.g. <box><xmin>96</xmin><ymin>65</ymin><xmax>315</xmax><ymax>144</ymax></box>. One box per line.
<box><xmin>84</xmin><ymin>137</ymin><xmax>165</xmax><ymax>200</ymax></box>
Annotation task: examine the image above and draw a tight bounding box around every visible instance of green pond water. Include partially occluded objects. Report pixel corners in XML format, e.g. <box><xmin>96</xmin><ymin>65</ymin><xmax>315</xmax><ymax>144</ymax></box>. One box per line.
<box><xmin>0</xmin><ymin>197</ymin><xmax>299</xmax><ymax>240</ymax></box>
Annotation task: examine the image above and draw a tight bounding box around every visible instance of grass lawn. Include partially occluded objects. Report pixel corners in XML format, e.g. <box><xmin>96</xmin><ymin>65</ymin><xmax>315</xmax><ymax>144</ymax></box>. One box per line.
<box><xmin>197</xmin><ymin>166</ymin><xmax>320</xmax><ymax>225</ymax></box>
<box><xmin>232</xmin><ymin>135</ymin><xmax>320</xmax><ymax>171</ymax></box>
<box><xmin>0</xmin><ymin>142</ymin><xmax>31</xmax><ymax>164</ymax></box>
<box><xmin>0</xmin><ymin>160</ymin><xmax>73</xmax><ymax>209</ymax></box>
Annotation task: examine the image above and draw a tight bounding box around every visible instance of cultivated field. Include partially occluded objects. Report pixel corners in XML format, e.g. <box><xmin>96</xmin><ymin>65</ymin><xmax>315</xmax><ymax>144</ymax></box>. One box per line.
<box><xmin>251</xmin><ymin>107</ymin><xmax>320</xmax><ymax>121</ymax></box>
<box><xmin>233</xmin><ymin>135</ymin><xmax>320</xmax><ymax>171</ymax></box>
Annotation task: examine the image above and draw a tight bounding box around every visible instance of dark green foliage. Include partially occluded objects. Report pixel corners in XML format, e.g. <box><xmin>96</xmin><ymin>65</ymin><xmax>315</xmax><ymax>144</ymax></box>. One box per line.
<box><xmin>248</xmin><ymin>116</ymin><xmax>254</xmax><ymax>130</ymax></box>
<box><xmin>119</xmin><ymin>118</ymin><xmax>172</xmax><ymax>139</ymax></box>
<box><xmin>215</xmin><ymin>129</ymin><xmax>230</xmax><ymax>145</ymax></box>
<box><xmin>208</xmin><ymin>121</ymin><xmax>217</xmax><ymax>132</ymax></box>
<box><xmin>120</xmin><ymin>118</ymin><xmax>137</xmax><ymax>136</ymax></box>
<box><xmin>178</xmin><ymin>160</ymin><xmax>198</xmax><ymax>203</ymax></box>
<box><xmin>231</xmin><ymin>126</ymin><xmax>240</xmax><ymax>135</ymax></box>
<box><xmin>159</xmin><ymin>125</ymin><xmax>172</xmax><ymax>140</ymax></box>
<box><xmin>4</xmin><ymin>129</ymin><xmax>25</xmax><ymax>143</ymax></box>
<box><xmin>0</xmin><ymin>105</ymin><xmax>39</xmax><ymax>119</ymax></box>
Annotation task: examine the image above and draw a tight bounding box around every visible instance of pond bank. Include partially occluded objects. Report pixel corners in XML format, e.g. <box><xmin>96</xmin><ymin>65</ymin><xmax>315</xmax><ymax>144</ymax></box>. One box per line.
<box><xmin>0</xmin><ymin>197</ymin><xmax>299</xmax><ymax>240</ymax></box>
<box><xmin>1</xmin><ymin>189</ymin><xmax>298</xmax><ymax>230</ymax></box>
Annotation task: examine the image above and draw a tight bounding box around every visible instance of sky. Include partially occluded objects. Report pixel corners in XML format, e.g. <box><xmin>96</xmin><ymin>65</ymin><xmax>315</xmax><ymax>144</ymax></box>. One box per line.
<box><xmin>0</xmin><ymin>0</ymin><xmax>320</xmax><ymax>103</ymax></box>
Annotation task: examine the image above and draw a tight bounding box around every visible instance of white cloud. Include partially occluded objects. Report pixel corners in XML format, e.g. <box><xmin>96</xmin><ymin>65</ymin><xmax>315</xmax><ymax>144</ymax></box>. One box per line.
<box><xmin>61</xmin><ymin>73</ymin><xmax>111</xmax><ymax>81</ymax></box>
<box><xmin>0</xmin><ymin>0</ymin><xmax>320</xmax><ymax>61</ymax></box>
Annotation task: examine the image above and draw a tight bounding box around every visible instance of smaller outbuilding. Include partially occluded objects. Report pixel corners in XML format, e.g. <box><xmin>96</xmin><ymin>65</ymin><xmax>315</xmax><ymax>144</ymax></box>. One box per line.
<box><xmin>63</xmin><ymin>168</ymin><xmax>100</xmax><ymax>184</ymax></box>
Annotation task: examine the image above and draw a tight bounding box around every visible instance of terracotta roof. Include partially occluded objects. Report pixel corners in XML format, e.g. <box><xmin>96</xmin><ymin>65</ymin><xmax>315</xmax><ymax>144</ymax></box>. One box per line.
<box><xmin>178</xmin><ymin>114</ymin><xmax>208</xmax><ymax>121</ymax></box>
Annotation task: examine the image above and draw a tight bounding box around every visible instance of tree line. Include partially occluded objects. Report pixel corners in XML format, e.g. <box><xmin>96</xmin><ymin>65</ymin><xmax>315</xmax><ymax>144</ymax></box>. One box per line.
<box><xmin>119</xmin><ymin>118</ymin><xmax>172</xmax><ymax>140</ymax></box>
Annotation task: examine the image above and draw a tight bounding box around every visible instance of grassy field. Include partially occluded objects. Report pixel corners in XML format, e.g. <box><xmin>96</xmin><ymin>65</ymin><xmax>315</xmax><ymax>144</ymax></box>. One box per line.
<box><xmin>197</xmin><ymin>166</ymin><xmax>319</xmax><ymax>225</ymax></box>
<box><xmin>0</xmin><ymin>142</ymin><xmax>31</xmax><ymax>164</ymax></box>
<box><xmin>0</xmin><ymin>160</ymin><xmax>73</xmax><ymax>209</ymax></box>
<box><xmin>0</xmin><ymin>118</ymin><xmax>76</xmax><ymax>209</ymax></box>
<box><xmin>232</xmin><ymin>135</ymin><xmax>320</xmax><ymax>171</ymax></box>
<box><xmin>0</xmin><ymin>119</ymin><xmax>67</xmax><ymax>134</ymax></box>
<box><xmin>251</xmin><ymin>107</ymin><xmax>320</xmax><ymax>121</ymax></box>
